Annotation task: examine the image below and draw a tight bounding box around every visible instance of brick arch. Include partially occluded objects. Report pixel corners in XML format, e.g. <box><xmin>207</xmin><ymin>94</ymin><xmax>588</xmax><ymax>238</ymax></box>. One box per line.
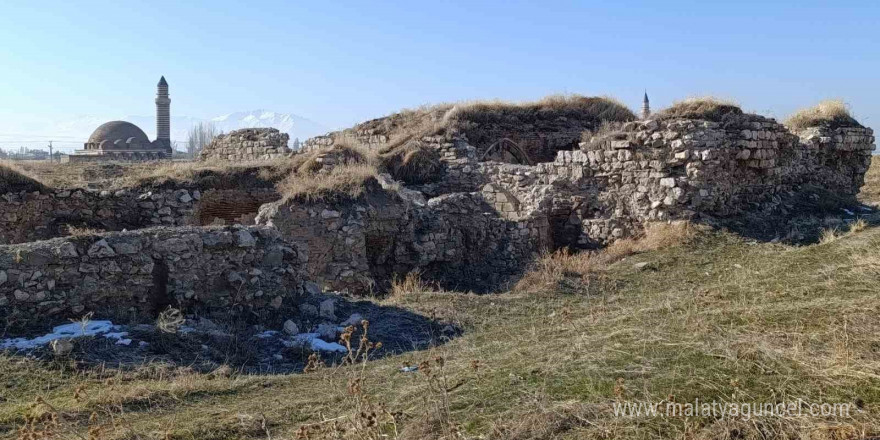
<box><xmin>480</xmin><ymin>138</ymin><xmax>533</xmax><ymax>165</ymax></box>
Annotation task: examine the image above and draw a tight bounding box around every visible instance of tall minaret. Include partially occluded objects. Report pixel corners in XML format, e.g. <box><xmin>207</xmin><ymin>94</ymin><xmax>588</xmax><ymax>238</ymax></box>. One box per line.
<box><xmin>156</xmin><ymin>76</ymin><xmax>171</xmax><ymax>153</ymax></box>
<box><xmin>641</xmin><ymin>91</ymin><xmax>651</xmax><ymax>119</ymax></box>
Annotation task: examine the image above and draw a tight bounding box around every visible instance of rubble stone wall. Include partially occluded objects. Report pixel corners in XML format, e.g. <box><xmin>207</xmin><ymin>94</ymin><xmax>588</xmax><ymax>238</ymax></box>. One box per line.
<box><xmin>200</xmin><ymin>128</ymin><xmax>291</xmax><ymax>161</ymax></box>
<box><xmin>0</xmin><ymin>188</ymin><xmax>281</xmax><ymax>245</ymax></box>
<box><xmin>0</xmin><ymin>188</ymin><xmax>201</xmax><ymax>245</ymax></box>
<box><xmin>419</xmin><ymin>116</ymin><xmax>874</xmax><ymax>247</ymax></box>
<box><xmin>275</xmin><ymin>116</ymin><xmax>874</xmax><ymax>292</ymax></box>
<box><xmin>0</xmin><ymin>226</ymin><xmax>307</xmax><ymax>332</ymax></box>
<box><xmin>256</xmin><ymin>183</ymin><xmax>550</xmax><ymax>293</ymax></box>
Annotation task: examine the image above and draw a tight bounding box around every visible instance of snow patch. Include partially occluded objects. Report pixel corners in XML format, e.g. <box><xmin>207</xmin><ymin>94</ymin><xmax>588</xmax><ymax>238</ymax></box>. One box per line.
<box><xmin>286</xmin><ymin>332</ymin><xmax>347</xmax><ymax>353</ymax></box>
<box><xmin>0</xmin><ymin>321</ymin><xmax>129</xmax><ymax>350</ymax></box>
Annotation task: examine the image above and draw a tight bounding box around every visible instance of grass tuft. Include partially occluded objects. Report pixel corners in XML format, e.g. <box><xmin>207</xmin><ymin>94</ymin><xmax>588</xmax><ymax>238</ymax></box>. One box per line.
<box><xmin>819</xmin><ymin>227</ymin><xmax>840</xmax><ymax>244</ymax></box>
<box><xmin>785</xmin><ymin>99</ymin><xmax>862</xmax><ymax>130</ymax></box>
<box><xmin>849</xmin><ymin>218</ymin><xmax>868</xmax><ymax>234</ymax></box>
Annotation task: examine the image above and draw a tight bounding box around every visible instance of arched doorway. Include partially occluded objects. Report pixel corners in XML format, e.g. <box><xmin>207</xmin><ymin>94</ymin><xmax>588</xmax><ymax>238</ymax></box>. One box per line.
<box><xmin>480</xmin><ymin>138</ymin><xmax>532</xmax><ymax>165</ymax></box>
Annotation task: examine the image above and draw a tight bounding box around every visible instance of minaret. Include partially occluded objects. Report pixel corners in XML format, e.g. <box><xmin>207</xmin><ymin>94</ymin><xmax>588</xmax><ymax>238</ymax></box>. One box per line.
<box><xmin>641</xmin><ymin>92</ymin><xmax>651</xmax><ymax>119</ymax></box>
<box><xmin>155</xmin><ymin>76</ymin><xmax>171</xmax><ymax>153</ymax></box>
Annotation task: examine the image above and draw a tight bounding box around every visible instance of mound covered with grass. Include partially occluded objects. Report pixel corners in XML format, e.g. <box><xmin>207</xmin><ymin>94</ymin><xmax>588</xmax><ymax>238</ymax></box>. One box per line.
<box><xmin>786</xmin><ymin>99</ymin><xmax>863</xmax><ymax>130</ymax></box>
<box><xmin>654</xmin><ymin>96</ymin><xmax>744</xmax><ymax>122</ymax></box>
<box><xmin>324</xmin><ymin>95</ymin><xmax>637</xmax><ymax>162</ymax></box>
<box><xmin>0</xmin><ymin>162</ymin><xmax>45</xmax><ymax>193</ymax></box>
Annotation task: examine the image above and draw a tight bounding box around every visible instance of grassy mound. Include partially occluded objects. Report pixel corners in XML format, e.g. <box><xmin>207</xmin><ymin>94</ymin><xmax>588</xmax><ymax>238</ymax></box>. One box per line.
<box><xmin>276</xmin><ymin>162</ymin><xmax>380</xmax><ymax>202</ymax></box>
<box><xmin>0</xmin><ymin>162</ymin><xmax>45</xmax><ymax>193</ymax></box>
<box><xmin>786</xmin><ymin>99</ymin><xmax>863</xmax><ymax>130</ymax></box>
<box><xmin>445</xmin><ymin>94</ymin><xmax>636</xmax><ymax>125</ymax></box>
<box><xmin>350</xmin><ymin>95</ymin><xmax>637</xmax><ymax>153</ymax></box>
<box><xmin>655</xmin><ymin>96</ymin><xmax>744</xmax><ymax>121</ymax></box>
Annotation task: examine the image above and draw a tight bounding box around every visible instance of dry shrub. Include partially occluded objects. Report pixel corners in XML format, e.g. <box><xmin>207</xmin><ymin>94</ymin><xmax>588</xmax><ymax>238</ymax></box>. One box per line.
<box><xmin>277</xmin><ymin>162</ymin><xmax>379</xmax><ymax>202</ymax></box>
<box><xmin>389</xmin><ymin>270</ymin><xmax>434</xmax><ymax>299</ymax></box>
<box><xmin>849</xmin><ymin>218</ymin><xmax>868</xmax><ymax>234</ymax></box>
<box><xmin>0</xmin><ymin>161</ymin><xmax>45</xmax><ymax>193</ymax></box>
<box><xmin>156</xmin><ymin>307</ymin><xmax>185</xmax><ymax>333</ymax></box>
<box><xmin>655</xmin><ymin>96</ymin><xmax>743</xmax><ymax>121</ymax></box>
<box><xmin>785</xmin><ymin>99</ymin><xmax>862</xmax><ymax>130</ymax></box>
<box><xmin>379</xmin><ymin>142</ymin><xmax>441</xmax><ymax>184</ymax></box>
<box><xmin>819</xmin><ymin>228</ymin><xmax>840</xmax><ymax>244</ymax></box>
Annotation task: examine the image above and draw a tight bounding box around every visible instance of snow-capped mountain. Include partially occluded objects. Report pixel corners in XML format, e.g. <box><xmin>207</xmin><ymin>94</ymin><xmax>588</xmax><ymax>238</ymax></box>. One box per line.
<box><xmin>209</xmin><ymin>110</ymin><xmax>329</xmax><ymax>143</ymax></box>
<box><xmin>0</xmin><ymin>111</ymin><xmax>330</xmax><ymax>153</ymax></box>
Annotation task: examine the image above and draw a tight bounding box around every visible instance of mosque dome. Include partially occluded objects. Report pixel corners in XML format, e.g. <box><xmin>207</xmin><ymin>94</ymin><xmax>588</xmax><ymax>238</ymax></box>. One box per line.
<box><xmin>87</xmin><ymin>121</ymin><xmax>150</xmax><ymax>148</ymax></box>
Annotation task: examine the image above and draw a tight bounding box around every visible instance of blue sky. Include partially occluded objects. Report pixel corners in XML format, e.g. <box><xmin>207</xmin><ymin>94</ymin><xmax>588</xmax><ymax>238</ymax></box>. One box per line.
<box><xmin>1</xmin><ymin>1</ymin><xmax>878</xmax><ymax>137</ymax></box>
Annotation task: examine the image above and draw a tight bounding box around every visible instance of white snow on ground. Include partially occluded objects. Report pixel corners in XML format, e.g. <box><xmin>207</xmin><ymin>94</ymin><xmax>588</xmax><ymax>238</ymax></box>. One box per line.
<box><xmin>283</xmin><ymin>332</ymin><xmax>347</xmax><ymax>353</ymax></box>
<box><xmin>0</xmin><ymin>320</ymin><xmax>129</xmax><ymax>350</ymax></box>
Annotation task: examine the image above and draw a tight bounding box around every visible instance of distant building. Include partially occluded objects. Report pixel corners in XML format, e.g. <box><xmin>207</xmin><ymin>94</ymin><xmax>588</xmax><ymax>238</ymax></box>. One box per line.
<box><xmin>70</xmin><ymin>77</ymin><xmax>173</xmax><ymax>162</ymax></box>
<box><xmin>642</xmin><ymin>92</ymin><xmax>651</xmax><ymax>119</ymax></box>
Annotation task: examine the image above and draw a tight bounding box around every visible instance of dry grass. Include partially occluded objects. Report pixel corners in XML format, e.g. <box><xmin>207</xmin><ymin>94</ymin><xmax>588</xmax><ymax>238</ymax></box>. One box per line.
<box><xmin>5</xmin><ymin>220</ymin><xmax>880</xmax><ymax>439</ymax></box>
<box><xmin>858</xmin><ymin>159</ymin><xmax>880</xmax><ymax>206</ymax></box>
<box><xmin>379</xmin><ymin>142</ymin><xmax>442</xmax><ymax>185</ymax></box>
<box><xmin>850</xmin><ymin>218</ymin><xmax>868</xmax><ymax>233</ymax></box>
<box><xmin>515</xmin><ymin>221</ymin><xmax>695</xmax><ymax>292</ymax></box>
<box><xmin>276</xmin><ymin>162</ymin><xmax>379</xmax><ymax>202</ymax></box>
<box><xmin>117</xmin><ymin>159</ymin><xmax>293</xmax><ymax>190</ymax></box>
<box><xmin>388</xmin><ymin>270</ymin><xmax>436</xmax><ymax>300</ymax></box>
<box><xmin>655</xmin><ymin>96</ymin><xmax>743</xmax><ymax>121</ymax></box>
<box><xmin>290</xmin><ymin>138</ymin><xmax>376</xmax><ymax>174</ymax></box>
<box><xmin>352</xmin><ymin>94</ymin><xmax>636</xmax><ymax>158</ymax></box>
<box><xmin>819</xmin><ymin>227</ymin><xmax>840</xmax><ymax>244</ymax></box>
<box><xmin>445</xmin><ymin>94</ymin><xmax>636</xmax><ymax>125</ymax></box>
<box><xmin>0</xmin><ymin>161</ymin><xmax>46</xmax><ymax>193</ymax></box>
<box><xmin>786</xmin><ymin>99</ymin><xmax>862</xmax><ymax>130</ymax></box>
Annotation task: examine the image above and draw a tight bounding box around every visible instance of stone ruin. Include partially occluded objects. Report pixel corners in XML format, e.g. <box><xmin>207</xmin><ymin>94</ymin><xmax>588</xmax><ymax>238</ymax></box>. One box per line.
<box><xmin>0</xmin><ymin>226</ymin><xmax>306</xmax><ymax>333</ymax></box>
<box><xmin>266</xmin><ymin>111</ymin><xmax>874</xmax><ymax>293</ymax></box>
<box><xmin>0</xmin><ymin>103</ymin><xmax>875</xmax><ymax>331</ymax></box>
<box><xmin>199</xmin><ymin>128</ymin><xmax>292</xmax><ymax>161</ymax></box>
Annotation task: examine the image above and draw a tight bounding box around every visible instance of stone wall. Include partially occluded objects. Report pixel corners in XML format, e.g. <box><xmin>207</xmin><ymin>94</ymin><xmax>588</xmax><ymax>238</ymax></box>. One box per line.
<box><xmin>0</xmin><ymin>188</ymin><xmax>200</xmax><ymax>245</ymax></box>
<box><xmin>303</xmin><ymin>107</ymin><xmax>615</xmax><ymax>164</ymax></box>
<box><xmin>256</xmin><ymin>177</ymin><xmax>549</xmax><ymax>294</ymax></box>
<box><xmin>0</xmin><ymin>187</ymin><xmax>280</xmax><ymax>245</ymax></box>
<box><xmin>200</xmin><ymin>128</ymin><xmax>291</xmax><ymax>161</ymax></box>
<box><xmin>0</xmin><ymin>226</ymin><xmax>307</xmax><ymax>332</ymax></box>
<box><xmin>274</xmin><ymin>115</ymin><xmax>874</xmax><ymax>292</ymax></box>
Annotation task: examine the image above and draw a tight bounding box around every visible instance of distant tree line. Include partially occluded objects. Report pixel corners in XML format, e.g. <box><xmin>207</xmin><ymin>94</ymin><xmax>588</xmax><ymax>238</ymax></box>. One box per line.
<box><xmin>186</xmin><ymin>122</ymin><xmax>219</xmax><ymax>157</ymax></box>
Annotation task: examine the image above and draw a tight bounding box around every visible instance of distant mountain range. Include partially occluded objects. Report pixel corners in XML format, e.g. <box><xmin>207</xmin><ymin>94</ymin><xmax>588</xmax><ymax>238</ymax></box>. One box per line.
<box><xmin>0</xmin><ymin>110</ymin><xmax>330</xmax><ymax>153</ymax></box>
